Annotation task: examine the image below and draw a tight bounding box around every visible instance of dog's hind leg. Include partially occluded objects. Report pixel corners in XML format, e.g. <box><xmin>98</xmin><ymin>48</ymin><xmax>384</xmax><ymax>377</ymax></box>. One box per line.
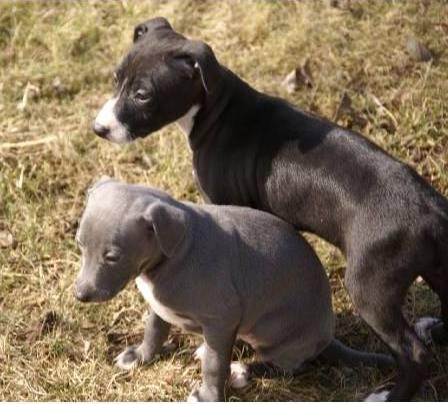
<box><xmin>345</xmin><ymin>261</ymin><xmax>431</xmax><ymax>401</ymax></box>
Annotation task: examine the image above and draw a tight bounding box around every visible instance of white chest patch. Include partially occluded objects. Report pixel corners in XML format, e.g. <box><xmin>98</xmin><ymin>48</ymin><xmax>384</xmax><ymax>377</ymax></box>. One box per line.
<box><xmin>176</xmin><ymin>105</ymin><xmax>201</xmax><ymax>137</ymax></box>
<box><xmin>135</xmin><ymin>274</ymin><xmax>186</xmax><ymax>327</ymax></box>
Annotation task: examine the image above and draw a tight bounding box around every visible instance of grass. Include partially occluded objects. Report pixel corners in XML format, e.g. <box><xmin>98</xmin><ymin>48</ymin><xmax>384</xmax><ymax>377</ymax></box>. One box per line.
<box><xmin>0</xmin><ymin>0</ymin><xmax>447</xmax><ymax>400</ymax></box>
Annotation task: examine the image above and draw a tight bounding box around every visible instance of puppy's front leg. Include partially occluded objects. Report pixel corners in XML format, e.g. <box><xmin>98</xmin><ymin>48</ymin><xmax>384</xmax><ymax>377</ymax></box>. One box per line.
<box><xmin>115</xmin><ymin>310</ymin><xmax>171</xmax><ymax>370</ymax></box>
<box><xmin>188</xmin><ymin>328</ymin><xmax>236</xmax><ymax>402</ymax></box>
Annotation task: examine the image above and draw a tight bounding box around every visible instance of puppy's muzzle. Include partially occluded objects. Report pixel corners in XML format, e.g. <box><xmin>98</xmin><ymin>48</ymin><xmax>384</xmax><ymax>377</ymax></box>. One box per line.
<box><xmin>74</xmin><ymin>279</ymin><xmax>116</xmax><ymax>303</ymax></box>
<box><xmin>73</xmin><ymin>281</ymin><xmax>95</xmax><ymax>302</ymax></box>
<box><xmin>93</xmin><ymin>121</ymin><xmax>110</xmax><ymax>139</ymax></box>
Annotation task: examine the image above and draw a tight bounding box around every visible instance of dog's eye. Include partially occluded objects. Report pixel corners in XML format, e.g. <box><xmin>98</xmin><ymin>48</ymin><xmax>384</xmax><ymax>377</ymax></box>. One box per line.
<box><xmin>134</xmin><ymin>89</ymin><xmax>151</xmax><ymax>103</ymax></box>
<box><xmin>104</xmin><ymin>250</ymin><xmax>121</xmax><ymax>264</ymax></box>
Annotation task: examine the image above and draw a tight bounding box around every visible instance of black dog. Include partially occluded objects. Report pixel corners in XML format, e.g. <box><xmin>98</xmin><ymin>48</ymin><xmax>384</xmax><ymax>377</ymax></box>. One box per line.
<box><xmin>93</xmin><ymin>18</ymin><xmax>448</xmax><ymax>401</ymax></box>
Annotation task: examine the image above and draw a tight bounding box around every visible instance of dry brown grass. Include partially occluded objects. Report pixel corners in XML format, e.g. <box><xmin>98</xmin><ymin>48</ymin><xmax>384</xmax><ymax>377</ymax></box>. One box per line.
<box><xmin>1</xmin><ymin>0</ymin><xmax>447</xmax><ymax>401</ymax></box>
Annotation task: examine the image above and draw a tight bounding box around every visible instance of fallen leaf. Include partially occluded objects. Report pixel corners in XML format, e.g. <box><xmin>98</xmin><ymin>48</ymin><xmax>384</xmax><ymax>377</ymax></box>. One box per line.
<box><xmin>17</xmin><ymin>82</ymin><xmax>40</xmax><ymax>111</ymax></box>
<box><xmin>39</xmin><ymin>310</ymin><xmax>61</xmax><ymax>335</ymax></box>
<box><xmin>334</xmin><ymin>92</ymin><xmax>352</xmax><ymax>121</ymax></box>
<box><xmin>406</xmin><ymin>38</ymin><xmax>432</xmax><ymax>62</ymax></box>
<box><xmin>282</xmin><ymin>69</ymin><xmax>299</xmax><ymax>94</ymax></box>
<box><xmin>83</xmin><ymin>340</ymin><xmax>91</xmax><ymax>357</ymax></box>
<box><xmin>281</xmin><ymin>60</ymin><xmax>313</xmax><ymax>94</ymax></box>
<box><xmin>0</xmin><ymin>230</ymin><xmax>15</xmax><ymax>248</ymax></box>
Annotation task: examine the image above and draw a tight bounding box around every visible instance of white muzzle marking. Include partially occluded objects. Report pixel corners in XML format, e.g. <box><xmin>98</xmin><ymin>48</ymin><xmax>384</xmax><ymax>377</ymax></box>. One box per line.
<box><xmin>95</xmin><ymin>97</ymin><xmax>130</xmax><ymax>144</ymax></box>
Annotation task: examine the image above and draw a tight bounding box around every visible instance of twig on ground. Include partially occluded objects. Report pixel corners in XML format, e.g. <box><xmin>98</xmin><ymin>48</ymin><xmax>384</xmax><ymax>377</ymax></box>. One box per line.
<box><xmin>0</xmin><ymin>135</ymin><xmax>58</xmax><ymax>150</ymax></box>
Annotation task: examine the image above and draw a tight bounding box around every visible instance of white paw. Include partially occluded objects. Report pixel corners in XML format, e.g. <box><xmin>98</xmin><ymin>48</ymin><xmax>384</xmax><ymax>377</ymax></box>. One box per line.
<box><xmin>364</xmin><ymin>390</ymin><xmax>390</xmax><ymax>402</ymax></box>
<box><xmin>115</xmin><ymin>352</ymin><xmax>138</xmax><ymax>370</ymax></box>
<box><xmin>114</xmin><ymin>347</ymin><xmax>140</xmax><ymax>370</ymax></box>
<box><xmin>187</xmin><ymin>389</ymin><xmax>200</xmax><ymax>402</ymax></box>
<box><xmin>229</xmin><ymin>362</ymin><xmax>250</xmax><ymax>389</ymax></box>
<box><xmin>193</xmin><ymin>344</ymin><xmax>206</xmax><ymax>361</ymax></box>
<box><xmin>415</xmin><ymin>316</ymin><xmax>439</xmax><ymax>343</ymax></box>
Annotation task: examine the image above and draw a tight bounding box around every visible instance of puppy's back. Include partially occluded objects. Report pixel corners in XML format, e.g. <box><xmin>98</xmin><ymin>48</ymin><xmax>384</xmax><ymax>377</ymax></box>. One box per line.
<box><xmin>191</xmin><ymin>203</ymin><xmax>333</xmax><ymax>329</ymax></box>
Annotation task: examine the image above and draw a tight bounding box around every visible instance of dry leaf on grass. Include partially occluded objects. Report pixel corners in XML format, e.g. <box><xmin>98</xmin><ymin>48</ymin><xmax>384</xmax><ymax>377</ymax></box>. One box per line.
<box><xmin>0</xmin><ymin>230</ymin><xmax>16</xmax><ymax>248</ymax></box>
<box><xmin>281</xmin><ymin>60</ymin><xmax>313</xmax><ymax>94</ymax></box>
<box><xmin>406</xmin><ymin>38</ymin><xmax>432</xmax><ymax>62</ymax></box>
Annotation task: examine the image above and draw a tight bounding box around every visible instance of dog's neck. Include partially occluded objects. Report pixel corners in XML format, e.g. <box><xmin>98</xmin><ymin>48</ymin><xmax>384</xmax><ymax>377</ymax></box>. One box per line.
<box><xmin>176</xmin><ymin>66</ymin><xmax>260</xmax><ymax>151</ymax></box>
<box><xmin>185</xmin><ymin>67</ymin><xmax>250</xmax><ymax>151</ymax></box>
<box><xmin>176</xmin><ymin>105</ymin><xmax>201</xmax><ymax>137</ymax></box>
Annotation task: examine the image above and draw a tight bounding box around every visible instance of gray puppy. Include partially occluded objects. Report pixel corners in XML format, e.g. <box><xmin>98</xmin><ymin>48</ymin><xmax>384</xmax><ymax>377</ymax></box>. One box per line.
<box><xmin>74</xmin><ymin>177</ymin><xmax>392</xmax><ymax>401</ymax></box>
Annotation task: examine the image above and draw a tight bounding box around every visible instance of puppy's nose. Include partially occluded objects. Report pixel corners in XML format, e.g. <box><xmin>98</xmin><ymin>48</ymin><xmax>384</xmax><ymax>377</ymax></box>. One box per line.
<box><xmin>93</xmin><ymin>121</ymin><xmax>110</xmax><ymax>138</ymax></box>
<box><xmin>74</xmin><ymin>283</ymin><xmax>93</xmax><ymax>303</ymax></box>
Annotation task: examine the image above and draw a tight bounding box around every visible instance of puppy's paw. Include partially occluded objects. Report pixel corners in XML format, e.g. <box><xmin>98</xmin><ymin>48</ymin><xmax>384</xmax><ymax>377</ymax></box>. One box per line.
<box><xmin>187</xmin><ymin>389</ymin><xmax>200</xmax><ymax>402</ymax></box>
<box><xmin>187</xmin><ymin>385</ymin><xmax>221</xmax><ymax>402</ymax></box>
<box><xmin>229</xmin><ymin>362</ymin><xmax>250</xmax><ymax>389</ymax></box>
<box><xmin>193</xmin><ymin>344</ymin><xmax>206</xmax><ymax>361</ymax></box>
<box><xmin>415</xmin><ymin>316</ymin><xmax>441</xmax><ymax>343</ymax></box>
<box><xmin>187</xmin><ymin>387</ymin><xmax>216</xmax><ymax>402</ymax></box>
<box><xmin>115</xmin><ymin>345</ymin><xmax>143</xmax><ymax>370</ymax></box>
<box><xmin>364</xmin><ymin>390</ymin><xmax>390</xmax><ymax>402</ymax></box>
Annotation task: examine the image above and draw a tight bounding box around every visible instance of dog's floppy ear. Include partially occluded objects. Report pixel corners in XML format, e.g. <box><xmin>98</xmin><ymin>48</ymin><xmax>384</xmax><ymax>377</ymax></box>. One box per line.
<box><xmin>133</xmin><ymin>17</ymin><xmax>173</xmax><ymax>42</ymax></box>
<box><xmin>142</xmin><ymin>201</ymin><xmax>188</xmax><ymax>258</ymax></box>
<box><xmin>178</xmin><ymin>40</ymin><xmax>221</xmax><ymax>94</ymax></box>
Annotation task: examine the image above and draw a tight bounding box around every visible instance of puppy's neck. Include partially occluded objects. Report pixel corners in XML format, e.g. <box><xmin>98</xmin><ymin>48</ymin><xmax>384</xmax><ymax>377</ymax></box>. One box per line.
<box><xmin>138</xmin><ymin>251</ymin><xmax>166</xmax><ymax>281</ymax></box>
<box><xmin>176</xmin><ymin>104</ymin><xmax>201</xmax><ymax>137</ymax></box>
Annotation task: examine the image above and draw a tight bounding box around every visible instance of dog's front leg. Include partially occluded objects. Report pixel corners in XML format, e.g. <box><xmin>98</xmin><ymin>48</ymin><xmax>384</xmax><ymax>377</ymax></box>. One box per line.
<box><xmin>188</xmin><ymin>327</ymin><xmax>236</xmax><ymax>402</ymax></box>
<box><xmin>115</xmin><ymin>310</ymin><xmax>171</xmax><ymax>370</ymax></box>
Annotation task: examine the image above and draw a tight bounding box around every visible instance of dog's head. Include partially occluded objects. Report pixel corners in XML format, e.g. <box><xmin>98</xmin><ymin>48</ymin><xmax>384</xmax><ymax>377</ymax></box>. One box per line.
<box><xmin>74</xmin><ymin>177</ymin><xmax>188</xmax><ymax>303</ymax></box>
<box><xmin>93</xmin><ymin>17</ymin><xmax>220</xmax><ymax>143</ymax></box>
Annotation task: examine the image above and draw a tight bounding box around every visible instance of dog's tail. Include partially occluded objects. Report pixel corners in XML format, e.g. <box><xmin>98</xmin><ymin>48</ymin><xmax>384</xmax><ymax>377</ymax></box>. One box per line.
<box><xmin>245</xmin><ymin>339</ymin><xmax>394</xmax><ymax>380</ymax></box>
<box><xmin>318</xmin><ymin>338</ymin><xmax>395</xmax><ymax>368</ymax></box>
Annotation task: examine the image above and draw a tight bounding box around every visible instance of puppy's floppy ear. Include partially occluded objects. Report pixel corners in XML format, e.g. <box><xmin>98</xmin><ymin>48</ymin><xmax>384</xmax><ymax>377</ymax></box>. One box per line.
<box><xmin>142</xmin><ymin>201</ymin><xmax>188</xmax><ymax>258</ymax></box>
<box><xmin>133</xmin><ymin>17</ymin><xmax>173</xmax><ymax>42</ymax></box>
<box><xmin>177</xmin><ymin>40</ymin><xmax>221</xmax><ymax>94</ymax></box>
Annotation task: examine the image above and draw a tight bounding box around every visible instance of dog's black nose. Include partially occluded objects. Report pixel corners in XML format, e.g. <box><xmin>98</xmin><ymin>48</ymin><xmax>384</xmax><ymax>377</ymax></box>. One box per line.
<box><xmin>93</xmin><ymin>122</ymin><xmax>110</xmax><ymax>138</ymax></box>
<box><xmin>74</xmin><ymin>283</ymin><xmax>93</xmax><ymax>302</ymax></box>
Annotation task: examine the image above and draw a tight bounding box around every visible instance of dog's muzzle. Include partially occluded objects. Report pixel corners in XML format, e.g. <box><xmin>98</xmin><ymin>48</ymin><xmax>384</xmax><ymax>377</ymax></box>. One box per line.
<box><xmin>93</xmin><ymin>97</ymin><xmax>130</xmax><ymax>144</ymax></box>
<box><xmin>93</xmin><ymin>122</ymin><xmax>110</xmax><ymax>138</ymax></box>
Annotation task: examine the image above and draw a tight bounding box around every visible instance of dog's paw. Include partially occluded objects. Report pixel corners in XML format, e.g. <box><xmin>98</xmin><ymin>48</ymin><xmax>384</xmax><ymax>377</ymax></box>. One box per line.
<box><xmin>364</xmin><ymin>390</ymin><xmax>390</xmax><ymax>402</ymax></box>
<box><xmin>193</xmin><ymin>344</ymin><xmax>206</xmax><ymax>361</ymax></box>
<box><xmin>415</xmin><ymin>316</ymin><xmax>441</xmax><ymax>343</ymax></box>
<box><xmin>187</xmin><ymin>389</ymin><xmax>200</xmax><ymax>402</ymax></box>
<box><xmin>187</xmin><ymin>387</ymin><xmax>218</xmax><ymax>402</ymax></box>
<box><xmin>115</xmin><ymin>345</ymin><xmax>143</xmax><ymax>370</ymax></box>
<box><xmin>229</xmin><ymin>362</ymin><xmax>250</xmax><ymax>389</ymax></box>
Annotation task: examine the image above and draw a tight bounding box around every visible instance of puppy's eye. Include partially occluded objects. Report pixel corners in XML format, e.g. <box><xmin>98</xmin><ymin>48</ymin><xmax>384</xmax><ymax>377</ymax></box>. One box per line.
<box><xmin>104</xmin><ymin>251</ymin><xmax>121</xmax><ymax>263</ymax></box>
<box><xmin>134</xmin><ymin>89</ymin><xmax>151</xmax><ymax>103</ymax></box>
